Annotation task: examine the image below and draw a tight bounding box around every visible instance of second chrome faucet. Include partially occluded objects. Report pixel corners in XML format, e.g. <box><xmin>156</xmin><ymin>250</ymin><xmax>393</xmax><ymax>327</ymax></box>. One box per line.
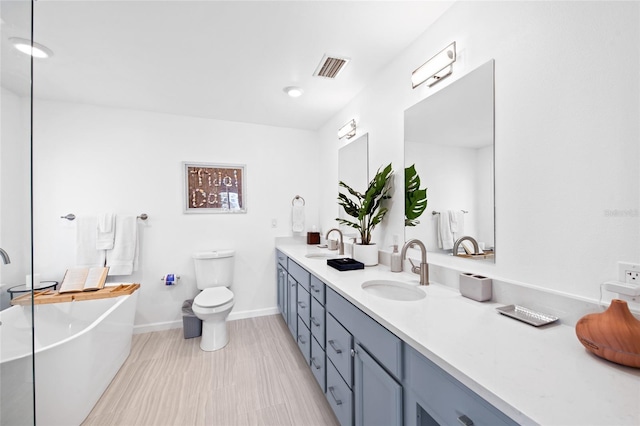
<box><xmin>400</xmin><ymin>239</ymin><xmax>429</xmax><ymax>285</ymax></box>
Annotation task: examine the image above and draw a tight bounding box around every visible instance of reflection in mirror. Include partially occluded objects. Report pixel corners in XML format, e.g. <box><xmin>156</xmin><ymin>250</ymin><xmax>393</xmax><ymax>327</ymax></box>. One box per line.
<box><xmin>404</xmin><ymin>60</ymin><xmax>494</xmax><ymax>261</ymax></box>
<box><xmin>338</xmin><ymin>133</ymin><xmax>368</xmax><ymax>236</ymax></box>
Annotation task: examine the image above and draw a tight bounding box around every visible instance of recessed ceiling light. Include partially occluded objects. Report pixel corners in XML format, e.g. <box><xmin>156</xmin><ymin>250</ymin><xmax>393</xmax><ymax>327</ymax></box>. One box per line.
<box><xmin>9</xmin><ymin>37</ymin><xmax>53</xmax><ymax>59</ymax></box>
<box><xmin>283</xmin><ymin>86</ymin><xmax>304</xmax><ymax>98</ymax></box>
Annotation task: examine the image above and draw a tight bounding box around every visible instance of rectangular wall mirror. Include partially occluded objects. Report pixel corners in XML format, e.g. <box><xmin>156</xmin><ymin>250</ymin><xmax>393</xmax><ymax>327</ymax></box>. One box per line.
<box><xmin>404</xmin><ymin>60</ymin><xmax>495</xmax><ymax>261</ymax></box>
<box><xmin>338</xmin><ymin>133</ymin><xmax>369</xmax><ymax>236</ymax></box>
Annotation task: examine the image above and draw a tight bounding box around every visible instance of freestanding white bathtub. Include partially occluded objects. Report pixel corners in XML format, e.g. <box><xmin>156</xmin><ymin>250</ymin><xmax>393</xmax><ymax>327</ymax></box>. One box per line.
<box><xmin>0</xmin><ymin>291</ymin><xmax>138</xmax><ymax>426</ymax></box>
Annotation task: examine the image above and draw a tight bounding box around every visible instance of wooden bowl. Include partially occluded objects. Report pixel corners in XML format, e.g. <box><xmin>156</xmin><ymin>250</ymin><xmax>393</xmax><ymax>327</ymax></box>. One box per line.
<box><xmin>575</xmin><ymin>299</ymin><xmax>640</xmax><ymax>368</ymax></box>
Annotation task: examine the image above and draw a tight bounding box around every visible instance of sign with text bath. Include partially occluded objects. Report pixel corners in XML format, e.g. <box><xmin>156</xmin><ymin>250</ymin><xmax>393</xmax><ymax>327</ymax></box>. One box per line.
<box><xmin>183</xmin><ymin>162</ymin><xmax>247</xmax><ymax>213</ymax></box>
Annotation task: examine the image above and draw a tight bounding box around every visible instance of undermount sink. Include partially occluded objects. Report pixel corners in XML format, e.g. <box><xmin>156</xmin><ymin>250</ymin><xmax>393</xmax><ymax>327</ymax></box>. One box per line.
<box><xmin>305</xmin><ymin>252</ymin><xmax>342</xmax><ymax>259</ymax></box>
<box><xmin>361</xmin><ymin>280</ymin><xmax>426</xmax><ymax>301</ymax></box>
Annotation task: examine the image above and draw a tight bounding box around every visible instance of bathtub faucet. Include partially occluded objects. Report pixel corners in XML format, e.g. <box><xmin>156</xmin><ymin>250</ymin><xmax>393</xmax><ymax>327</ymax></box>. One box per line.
<box><xmin>0</xmin><ymin>248</ymin><xmax>10</xmax><ymax>264</ymax></box>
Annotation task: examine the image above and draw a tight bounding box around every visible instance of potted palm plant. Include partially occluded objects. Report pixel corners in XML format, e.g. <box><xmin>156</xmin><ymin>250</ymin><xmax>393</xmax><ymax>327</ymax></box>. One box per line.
<box><xmin>337</xmin><ymin>163</ymin><xmax>393</xmax><ymax>266</ymax></box>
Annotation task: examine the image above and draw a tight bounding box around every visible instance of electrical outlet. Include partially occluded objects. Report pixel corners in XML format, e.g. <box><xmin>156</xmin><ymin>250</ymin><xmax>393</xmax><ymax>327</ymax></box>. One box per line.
<box><xmin>618</xmin><ymin>261</ymin><xmax>640</xmax><ymax>284</ymax></box>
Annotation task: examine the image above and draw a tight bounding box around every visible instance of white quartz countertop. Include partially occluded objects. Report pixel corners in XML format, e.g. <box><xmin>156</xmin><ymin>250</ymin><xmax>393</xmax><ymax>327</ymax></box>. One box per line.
<box><xmin>276</xmin><ymin>242</ymin><xmax>640</xmax><ymax>426</ymax></box>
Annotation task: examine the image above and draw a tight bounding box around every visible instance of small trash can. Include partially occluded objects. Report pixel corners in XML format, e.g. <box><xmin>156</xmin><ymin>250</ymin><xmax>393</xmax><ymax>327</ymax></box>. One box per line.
<box><xmin>182</xmin><ymin>299</ymin><xmax>202</xmax><ymax>339</ymax></box>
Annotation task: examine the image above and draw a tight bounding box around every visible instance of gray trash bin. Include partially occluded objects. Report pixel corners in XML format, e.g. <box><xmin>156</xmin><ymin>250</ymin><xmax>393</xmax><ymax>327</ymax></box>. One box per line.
<box><xmin>182</xmin><ymin>299</ymin><xmax>202</xmax><ymax>339</ymax></box>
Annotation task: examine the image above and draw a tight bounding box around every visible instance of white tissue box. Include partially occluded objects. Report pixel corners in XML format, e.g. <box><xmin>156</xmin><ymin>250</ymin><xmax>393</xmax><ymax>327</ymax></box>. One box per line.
<box><xmin>459</xmin><ymin>273</ymin><xmax>492</xmax><ymax>302</ymax></box>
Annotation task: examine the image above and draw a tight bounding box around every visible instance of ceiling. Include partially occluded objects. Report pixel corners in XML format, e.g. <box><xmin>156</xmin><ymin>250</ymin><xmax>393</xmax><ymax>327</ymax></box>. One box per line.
<box><xmin>1</xmin><ymin>1</ymin><xmax>453</xmax><ymax>131</ymax></box>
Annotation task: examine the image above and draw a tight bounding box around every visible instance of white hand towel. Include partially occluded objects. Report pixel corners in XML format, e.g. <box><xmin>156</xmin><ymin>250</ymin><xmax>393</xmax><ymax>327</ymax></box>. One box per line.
<box><xmin>106</xmin><ymin>215</ymin><xmax>138</xmax><ymax>276</ymax></box>
<box><xmin>96</xmin><ymin>213</ymin><xmax>116</xmax><ymax>250</ymax></box>
<box><xmin>437</xmin><ymin>211</ymin><xmax>454</xmax><ymax>250</ymax></box>
<box><xmin>449</xmin><ymin>210</ymin><xmax>465</xmax><ymax>244</ymax></box>
<box><xmin>76</xmin><ymin>216</ymin><xmax>106</xmax><ymax>268</ymax></box>
<box><xmin>292</xmin><ymin>205</ymin><xmax>305</xmax><ymax>233</ymax></box>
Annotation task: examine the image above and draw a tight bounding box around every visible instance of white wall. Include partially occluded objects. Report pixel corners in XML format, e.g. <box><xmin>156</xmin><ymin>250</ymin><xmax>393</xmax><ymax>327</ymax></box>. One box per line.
<box><xmin>32</xmin><ymin>101</ymin><xmax>319</xmax><ymax>329</ymax></box>
<box><xmin>319</xmin><ymin>1</ymin><xmax>640</xmax><ymax>301</ymax></box>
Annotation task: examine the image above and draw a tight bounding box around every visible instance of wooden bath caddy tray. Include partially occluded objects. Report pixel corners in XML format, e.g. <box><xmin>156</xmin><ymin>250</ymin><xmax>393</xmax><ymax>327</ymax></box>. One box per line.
<box><xmin>10</xmin><ymin>283</ymin><xmax>140</xmax><ymax>306</ymax></box>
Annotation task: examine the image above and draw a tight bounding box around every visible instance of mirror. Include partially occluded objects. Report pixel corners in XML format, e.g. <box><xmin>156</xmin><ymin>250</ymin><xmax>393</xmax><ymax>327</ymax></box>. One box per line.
<box><xmin>338</xmin><ymin>133</ymin><xmax>369</xmax><ymax>236</ymax></box>
<box><xmin>404</xmin><ymin>60</ymin><xmax>495</xmax><ymax>261</ymax></box>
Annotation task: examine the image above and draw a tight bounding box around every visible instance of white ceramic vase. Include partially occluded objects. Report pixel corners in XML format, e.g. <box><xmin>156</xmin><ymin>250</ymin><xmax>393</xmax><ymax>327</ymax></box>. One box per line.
<box><xmin>353</xmin><ymin>243</ymin><xmax>379</xmax><ymax>266</ymax></box>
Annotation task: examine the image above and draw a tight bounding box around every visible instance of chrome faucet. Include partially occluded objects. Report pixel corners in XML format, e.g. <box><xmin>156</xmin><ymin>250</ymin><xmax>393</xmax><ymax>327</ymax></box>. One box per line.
<box><xmin>325</xmin><ymin>228</ymin><xmax>344</xmax><ymax>255</ymax></box>
<box><xmin>453</xmin><ymin>236</ymin><xmax>480</xmax><ymax>256</ymax></box>
<box><xmin>400</xmin><ymin>239</ymin><xmax>429</xmax><ymax>285</ymax></box>
<box><xmin>0</xmin><ymin>248</ymin><xmax>11</xmax><ymax>264</ymax></box>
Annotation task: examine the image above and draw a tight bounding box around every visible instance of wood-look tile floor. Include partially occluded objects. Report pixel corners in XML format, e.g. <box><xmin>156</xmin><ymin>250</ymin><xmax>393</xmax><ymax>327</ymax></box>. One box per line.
<box><xmin>83</xmin><ymin>315</ymin><xmax>339</xmax><ymax>426</ymax></box>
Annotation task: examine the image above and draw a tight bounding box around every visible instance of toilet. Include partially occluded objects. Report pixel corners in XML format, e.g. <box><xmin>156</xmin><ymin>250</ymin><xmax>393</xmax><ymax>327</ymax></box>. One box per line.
<box><xmin>191</xmin><ymin>249</ymin><xmax>235</xmax><ymax>351</ymax></box>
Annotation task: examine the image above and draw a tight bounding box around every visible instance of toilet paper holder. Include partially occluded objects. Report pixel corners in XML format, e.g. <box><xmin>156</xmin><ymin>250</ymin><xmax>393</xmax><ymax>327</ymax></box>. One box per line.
<box><xmin>161</xmin><ymin>274</ymin><xmax>181</xmax><ymax>285</ymax></box>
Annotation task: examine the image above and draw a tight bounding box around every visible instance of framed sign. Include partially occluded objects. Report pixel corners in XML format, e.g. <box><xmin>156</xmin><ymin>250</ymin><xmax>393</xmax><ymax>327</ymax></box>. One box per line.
<box><xmin>184</xmin><ymin>162</ymin><xmax>246</xmax><ymax>213</ymax></box>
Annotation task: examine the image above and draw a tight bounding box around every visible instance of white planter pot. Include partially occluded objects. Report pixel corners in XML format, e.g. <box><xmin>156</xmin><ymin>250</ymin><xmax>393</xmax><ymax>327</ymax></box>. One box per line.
<box><xmin>353</xmin><ymin>243</ymin><xmax>379</xmax><ymax>266</ymax></box>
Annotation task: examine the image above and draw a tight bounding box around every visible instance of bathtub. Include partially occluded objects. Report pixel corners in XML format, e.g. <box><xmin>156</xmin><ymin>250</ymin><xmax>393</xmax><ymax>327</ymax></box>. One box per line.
<box><xmin>0</xmin><ymin>290</ymin><xmax>138</xmax><ymax>426</ymax></box>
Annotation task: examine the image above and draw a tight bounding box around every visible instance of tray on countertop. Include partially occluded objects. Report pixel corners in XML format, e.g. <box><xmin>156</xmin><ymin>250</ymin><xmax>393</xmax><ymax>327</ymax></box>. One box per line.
<box><xmin>496</xmin><ymin>304</ymin><xmax>559</xmax><ymax>327</ymax></box>
<box><xmin>327</xmin><ymin>258</ymin><xmax>365</xmax><ymax>271</ymax></box>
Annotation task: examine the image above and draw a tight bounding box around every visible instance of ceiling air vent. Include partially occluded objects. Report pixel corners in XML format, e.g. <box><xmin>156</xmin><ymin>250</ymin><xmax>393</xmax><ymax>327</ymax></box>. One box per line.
<box><xmin>313</xmin><ymin>54</ymin><xmax>350</xmax><ymax>79</ymax></box>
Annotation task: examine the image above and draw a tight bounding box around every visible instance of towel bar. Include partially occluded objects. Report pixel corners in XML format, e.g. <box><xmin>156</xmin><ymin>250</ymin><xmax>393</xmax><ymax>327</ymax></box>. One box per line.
<box><xmin>432</xmin><ymin>210</ymin><xmax>468</xmax><ymax>215</ymax></box>
<box><xmin>60</xmin><ymin>213</ymin><xmax>149</xmax><ymax>221</ymax></box>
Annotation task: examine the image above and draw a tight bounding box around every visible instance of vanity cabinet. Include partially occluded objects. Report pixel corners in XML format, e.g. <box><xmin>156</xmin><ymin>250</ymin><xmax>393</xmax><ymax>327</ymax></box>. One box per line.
<box><xmin>276</xmin><ymin>251</ymin><xmax>515</xmax><ymax>426</ymax></box>
<box><xmin>404</xmin><ymin>345</ymin><xmax>517</xmax><ymax>426</ymax></box>
<box><xmin>326</xmin><ymin>287</ymin><xmax>403</xmax><ymax>426</ymax></box>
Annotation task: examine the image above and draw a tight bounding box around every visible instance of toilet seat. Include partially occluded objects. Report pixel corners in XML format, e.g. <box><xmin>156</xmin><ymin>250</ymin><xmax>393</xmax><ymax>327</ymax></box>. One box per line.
<box><xmin>194</xmin><ymin>287</ymin><xmax>233</xmax><ymax>308</ymax></box>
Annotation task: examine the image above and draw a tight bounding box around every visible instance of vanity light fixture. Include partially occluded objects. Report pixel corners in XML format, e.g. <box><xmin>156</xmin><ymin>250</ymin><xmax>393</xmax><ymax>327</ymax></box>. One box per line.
<box><xmin>283</xmin><ymin>86</ymin><xmax>304</xmax><ymax>98</ymax></box>
<box><xmin>9</xmin><ymin>37</ymin><xmax>53</xmax><ymax>58</ymax></box>
<box><xmin>411</xmin><ymin>41</ymin><xmax>456</xmax><ymax>89</ymax></box>
<box><xmin>337</xmin><ymin>119</ymin><xmax>357</xmax><ymax>140</ymax></box>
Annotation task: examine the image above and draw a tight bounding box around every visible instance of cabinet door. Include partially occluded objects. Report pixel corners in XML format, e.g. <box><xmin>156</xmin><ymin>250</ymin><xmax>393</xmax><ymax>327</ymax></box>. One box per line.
<box><xmin>297</xmin><ymin>284</ymin><xmax>311</xmax><ymax>328</ymax></box>
<box><xmin>310</xmin><ymin>296</ymin><xmax>325</xmax><ymax>349</ymax></box>
<box><xmin>277</xmin><ymin>264</ymin><xmax>287</xmax><ymax>321</ymax></box>
<box><xmin>326</xmin><ymin>313</ymin><xmax>353</xmax><ymax>387</ymax></box>
<box><xmin>354</xmin><ymin>343</ymin><xmax>402</xmax><ymax>426</ymax></box>
<box><xmin>287</xmin><ymin>275</ymin><xmax>297</xmax><ymax>338</ymax></box>
<box><xmin>326</xmin><ymin>359</ymin><xmax>353</xmax><ymax>426</ymax></box>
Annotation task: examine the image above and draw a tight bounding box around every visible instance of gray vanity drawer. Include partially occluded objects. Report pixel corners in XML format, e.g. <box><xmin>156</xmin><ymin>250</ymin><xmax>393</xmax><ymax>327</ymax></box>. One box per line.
<box><xmin>326</xmin><ymin>312</ymin><xmax>353</xmax><ymax>387</ymax></box>
<box><xmin>309</xmin><ymin>274</ymin><xmax>326</xmax><ymax>304</ymax></box>
<box><xmin>326</xmin><ymin>287</ymin><xmax>402</xmax><ymax>381</ymax></box>
<box><xmin>310</xmin><ymin>296</ymin><xmax>325</xmax><ymax>348</ymax></box>
<box><xmin>288</xmin><ymin>259</ymin><xmax>310</xmax><ymax>291</ymax></box>
<box><xmin>404</xmin><ymin>345</ymin><xmax>516</xmax><ymax>426</ymax></box>
<box><xmin>297</xmin><ymin>284</ymin><xmax>311</xmax><ymax>328</ymax></box>
<box><xmin>310</xmin><ymin>336</ymin><xmax>326</xmax><ymax>392</ymax></box>
<box><xmin>297</xmin><ymin>317</ymin><xmax>311</xmax><ymax>364</ymax></box>
<box><xmin>326</xmin><ymin>359</ymin><xmax>353</xmax><ymax>426</ymax></box>
<box><xmin>276</xmin><ymin>250</ymin><xmax>287</xmax><ymax>268</ymax></box>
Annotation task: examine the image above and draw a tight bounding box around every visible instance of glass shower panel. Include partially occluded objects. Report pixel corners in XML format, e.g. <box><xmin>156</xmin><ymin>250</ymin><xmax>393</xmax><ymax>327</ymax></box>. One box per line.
<box><xmin>0</xmin><ymin>1</ymin><xmax>35</xmax><ymax>425</ymax></box>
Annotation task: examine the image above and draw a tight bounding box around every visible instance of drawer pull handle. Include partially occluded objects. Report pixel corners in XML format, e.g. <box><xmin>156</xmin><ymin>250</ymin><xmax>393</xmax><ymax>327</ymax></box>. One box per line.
<box><xmin>311</xmin><ymin>317</ymin><xmax>320</xmax><ymax>327</ymax></box>
<box><xmin>297</xmin><ymin>301</ymin><xmax>306</xmax><ymax>309</ymax></box>
<box><xmin>457</xmin><ymin>415</ymin><xmax>474</xmax><ymax>426</ymax></box>
<box><xmin>311</xmin><ymin>357</ymin><xmax>322</xmax><ymax>370</ymax></box>
<box><xmin>328</xmin><ymin>339</ymin><xmax>342</xmax><ymax>354</ymax></box>
<box><xmin>298</xmin><ymin>335</ymin><xmax>307</xmax><ymax>344</ymax></box>
<box><xmin>312</xmin><ymin>285</ymin><xmax>320</xmax><ymax>293</ymax></box>
<box><xmin>328</xmin><ymin>386</ymin><xmax>342</xmax><ymax>406</ymax></box>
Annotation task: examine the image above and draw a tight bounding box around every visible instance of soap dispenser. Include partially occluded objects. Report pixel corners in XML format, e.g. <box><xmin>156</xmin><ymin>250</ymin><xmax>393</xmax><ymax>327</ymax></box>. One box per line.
<box><xmin>390</xmin><ymin>235</ymin><xmax>402</xmax><ymax>273</ymax></box>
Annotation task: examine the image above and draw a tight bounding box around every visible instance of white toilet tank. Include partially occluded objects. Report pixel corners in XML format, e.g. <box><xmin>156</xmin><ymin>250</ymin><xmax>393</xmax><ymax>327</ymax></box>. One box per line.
<box><xmin>192</xmin><ymin>249</ymin><xmax>235</xmax><ymax>290</ymax></box>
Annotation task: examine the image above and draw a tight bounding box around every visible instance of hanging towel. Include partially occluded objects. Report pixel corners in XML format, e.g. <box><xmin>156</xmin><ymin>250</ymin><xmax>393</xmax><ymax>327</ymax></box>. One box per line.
<box><xmin>449</xmin><ymin>210</ymin><xmax>465</xmax><ymax>252</ymax></box>
<box><xmin>292</xmin><ymin>204</ymin><xmax>305</xmax><ymax>233</ymax></box>
<box><xmin>106</xmin><ymin>215</ymin><xmax>138</xmax><ymax>276</ymax></box>
<box><xmin>96</xmin><ymin>213</ymin><xmax>116</xmax><ymax>250</ymax></box>
<box><xmin>76</xmin><ymin>216</ymin><xmax>106</xmax><ymax>268</ymax></box>
<box><xmin>437</xmin><ymin>211</ymin><xmax>454</xmax><ymax>250</ymax></box>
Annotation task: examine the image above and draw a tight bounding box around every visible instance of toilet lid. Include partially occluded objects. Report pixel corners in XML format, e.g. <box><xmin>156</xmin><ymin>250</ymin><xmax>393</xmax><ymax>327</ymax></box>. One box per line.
<box><xmin>194</xmin><ymin>287</ymin><xmax>233</xmax><ymax>308</ymax></box>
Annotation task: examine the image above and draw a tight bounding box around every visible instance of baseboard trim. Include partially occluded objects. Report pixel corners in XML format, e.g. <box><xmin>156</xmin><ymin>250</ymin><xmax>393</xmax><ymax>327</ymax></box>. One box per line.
<box><xmin>133</xmin><ymin>306</ymin><xmax>280</xmax><ymax>334</ymax></box>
